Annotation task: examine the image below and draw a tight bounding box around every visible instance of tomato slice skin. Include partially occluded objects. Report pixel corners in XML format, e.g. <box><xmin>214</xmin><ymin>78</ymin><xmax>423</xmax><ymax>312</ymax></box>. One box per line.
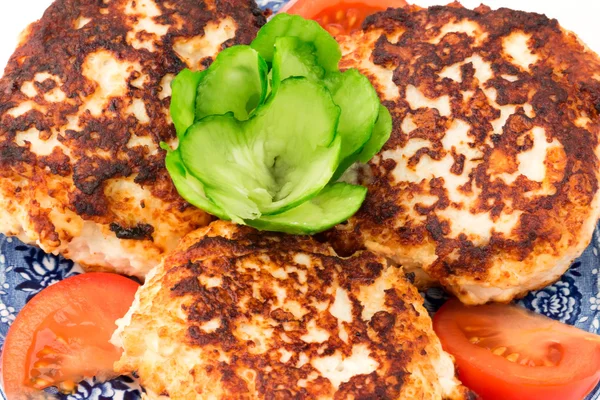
<box><xmin>281</xmin><ymin>0</ymin><xmax>407</xmax><ymax>35</ymax></box>
<box><xmin>1</xmin><ymin>273</ymin><xmax>139</xmax><ymax>399</ymax></box>
<box><xmin>433</xmin><ymin>299</ymin><xmax>600</xmax><ymax>400</ymax></box>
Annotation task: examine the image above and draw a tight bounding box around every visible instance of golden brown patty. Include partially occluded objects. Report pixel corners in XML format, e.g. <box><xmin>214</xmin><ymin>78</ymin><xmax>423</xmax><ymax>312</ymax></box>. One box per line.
<box><xmin>0</xmin><ymin>0</ymin><xmax>264</xmax><ymax>276</ymax></box>
<box><xmin>113</xmin><ymin>221</ymin><xmax>470</xmax><ymax>399</ymax></box>
<box><xmin>332</xmin><ymin>4</ymin><xmax>600</xmax><ymax>304</ymax></box>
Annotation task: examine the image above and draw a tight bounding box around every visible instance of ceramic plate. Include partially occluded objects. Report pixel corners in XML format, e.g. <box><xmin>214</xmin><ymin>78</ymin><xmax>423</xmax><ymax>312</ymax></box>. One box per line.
<box><xmin>0</xmin><ymin>0</ymin><xmax>599</xmax><ymax>398</ymax></box>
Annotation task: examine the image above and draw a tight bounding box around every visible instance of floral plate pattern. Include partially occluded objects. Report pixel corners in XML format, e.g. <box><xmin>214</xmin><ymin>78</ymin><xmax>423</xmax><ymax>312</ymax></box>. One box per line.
<box><xmin>1</xmin><ymin>0</ymin><xmax>599</xmax><ymax>398</ymax></box>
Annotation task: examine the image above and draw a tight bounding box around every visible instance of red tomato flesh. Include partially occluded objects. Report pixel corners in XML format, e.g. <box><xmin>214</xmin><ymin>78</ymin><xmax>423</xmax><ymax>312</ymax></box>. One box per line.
<box><xmin>281</xmin><ymin>0</ymin><xmax>407</xmax><ymax>35</ymax></box>
<box><xmin>312</xmin><ymin>4</ymin><xmax>387</xmax><ymax>35</ymax></box>
<box><xmin>2</xmin><ymin>273</ymin><xmax>139</xmax><ymax>398</ymax></box>
<box><xmin>433</xmin><ymin>299</ymin><xmax>600</xmax><ymax>400</ymax></box>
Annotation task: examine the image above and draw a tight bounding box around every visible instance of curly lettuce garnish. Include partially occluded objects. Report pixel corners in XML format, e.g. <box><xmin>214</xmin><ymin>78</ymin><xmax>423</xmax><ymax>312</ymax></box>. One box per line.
<box><xmin>164</xmin><ymin>14</ymin><xmax>391</xmax><ymax>234</ymax></box>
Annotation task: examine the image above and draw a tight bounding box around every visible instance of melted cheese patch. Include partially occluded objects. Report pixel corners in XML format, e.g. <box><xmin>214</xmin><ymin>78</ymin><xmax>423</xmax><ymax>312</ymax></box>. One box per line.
<box><xmin>384</xmin><ymin>28</ymin><xmax>405</xmax><ymax>44</ymax></box>
<box><xmin>311</xmin><ymin>344</ymin><xmax>379</xmax><ymax>389</ymax></box>
<box><xmin>358</xmin><ymin>269</ymin><xmax>393</xmax><ymax>321</ymax></box>
<box><xmin>517</xmin><ymin>127</ymin><xmax>556</xmax><ymax>182</ymax></box>
<box><xmin>127</xmin><ymin>98</ymin><xmax>150</xmax><ymax>123</ymax></box>
<box><xmin>300</xmin><ymin>320</ymin><xmax>330</xmax><ymax>343</ymax></box>
<box><xmin>200</xmin><ymin>318</ymin><xmax>221</xmax><ymax>333</ymax></box>
<box><xmin>15</xmin><ymin>128</ymin><xmax>62</xmax><ymax>156</ymax></box>
<box><xmin>21</xmin><ymin>81</ymin><xmax>37</xmax><ymax>97</ymax></box>
<box><xmin>438</xmin><ymin>54</ymin><xmax>492</xmax><ymax>85</ymax></box>
<box><xmin>159</xmin><ymin>73</ymin><xmax>174</xmax><ymax>100</ymax></box>
<box><xmin>383</xmin><ymin>140</ymin><xmax>451</xmax><ymax>184</ymax></box>
<box><xmin>82</xmin><ymin>50</ymin><xmax>140</xmax><ymax>116</ymax></box>
<box><xmin>199</xmin><ymin>275</ymin><xmax>222</xmax><ymax>288</ymax></box>
<box><xmin>293</xmin><ymin>252</ymin><xmax>312</xmax><ymax>267</ymax></box>
<box><xmin>125</xmin><ymin>0</ymin><xmax>169</xmax><ymax>51</ymax></box>
<box><xmin>466</xmin><ymin>54</ymin><xmax>493</xmax><ymax>84</ymax></box>
<box><xmin>173</xmin><ymin>18</ymin><xmax>236</xmax><ymax>70</ymax></box>
<box><xmin>502</xmin><ymin>74</ymin><xmax>519</xmax><ymax>82</ymax></box>
<box><xmin>7</xmin><ymin>101</ymin><xmax>40</xmax><ymax>118</ymax></box>
<box><xmin>523</xmin><ymin>103</ymin><xmax>535</xmax><ymax>118</ymax></box>
<box><xmin>483</xmin><ymin>87</ymin><xmax>518</xmax><ymax>134</ymax></box>
<box><xmin>493</xmin><ymin>105</ymin><xmax>517</xmax><ymax>135</ymax></box>
<box><xmin>44</xmin><ymin>88</ymin><xmax>66</xmax><ymax>103</ymax></box>
<box><xmin>503</xmin><ymin>31</ymin><xmax>538</xmax><ymax>71</ymax></box>
<box><xmin>439</xmin><ymin>62</ymin><xmax>462</xmax><ymax>82</ymax></box>
<box><xmin>490</xmin><ymin>126</ymin><xmax>562</xmax><ymax>192</ymax></box>
<box><xmin>329</xmin><ymin>288</ymin><xmax>353</xmax><ymax>323</ymax></box>
<box><xmin>74</xmin><ymin>16</ymin><xmax>92</xmax><ymax>29</ymax></box>
<box><xmin>370</xmin><ymin>64</ymin><xmax>398</xmax><ymax>100</ymax></box>
<box><xmin>19</xmin><ymin>73</ymin><xmax>66</xmax><ymax>102</ymax></box>
<box><xmin>34</xmin><ymin>72</ymin><xmax>56</xmax><ymax>82</ymax></box>
<box><xmin>401</xmin><ymin>114</ymin><xmax>418</xmax><ymax>133</ymax></box>
<box><xmin>439</xmin><ymin>208</ymin><xmax>521</xmax><ymax>244</ymax></box>
<box><xmin>441</xmin><ymin>119</ymin><xmax>471</xmax><ymax>153</ymax></box>
<box><xmin>234</xmin><ymin>316</ymin><xmax>274</xmax><ymax>354</ymax></box>
<box><xmin>279</xmin><ymin>348</ymin><xmax>293</xmax><ymax>363</ymax></box>
<box><xmin>282</xmin><ymin>299</ymin><xmax>309</xmax><ymax>320</ymax></box>
<box><xmin>406</xmin><ymin>85</ymin><xmax>451</xmax><ymax>116</ymax></box>
<box><xmin>431</xmin><ymin>19</ymin><xmax>487</xmax><ymax>46</ymax></box>
<box><xmin>575</xmin><ymin>116</ymin><xmax>592</xmax><ymax>128</ymax></box>
<box><xmin>340</xmin><ymin>31</ymin><xmax>399</xmax><ymax>101</ymax></box>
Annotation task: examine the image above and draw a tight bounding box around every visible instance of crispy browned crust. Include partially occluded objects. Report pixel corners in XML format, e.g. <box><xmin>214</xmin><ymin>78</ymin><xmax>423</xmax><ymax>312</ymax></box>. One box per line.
<box><xmin>115</xmin><ymin>221</ymin><xmax>471</xmax><ymax>399</ymax></box>
<box><xmin>333</xmin><ymin>4</ymin><xmax>600</xmax><ymax>303</ymax></box>
<box><xmin>0</xmin><ymin>0</ymin><xmax>265</xmax><ymax>274</ymax></box>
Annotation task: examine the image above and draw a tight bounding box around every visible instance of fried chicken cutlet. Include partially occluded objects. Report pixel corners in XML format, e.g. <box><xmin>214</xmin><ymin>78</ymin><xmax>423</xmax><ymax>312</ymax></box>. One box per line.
<box><xmin>0</xmin><ymin>0</ymin><xmax>265</xmax><ymax>277</ymax></box>
<box><xmin>113</xmin><ymin>221</ymin><xmax>471</xmax><ymax>399</ymax></box>
<box><xmin>332</xmin><ymin>4</ymin><xmax>600</xmax><ymax>304</ymax></box>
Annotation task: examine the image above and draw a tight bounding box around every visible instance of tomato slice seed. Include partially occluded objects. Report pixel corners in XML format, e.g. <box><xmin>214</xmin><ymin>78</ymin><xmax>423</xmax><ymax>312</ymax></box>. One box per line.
<box><xmin>492</xmin><ymin>347</ymin><xmax>506</xmax><ymax>356</ymax></box>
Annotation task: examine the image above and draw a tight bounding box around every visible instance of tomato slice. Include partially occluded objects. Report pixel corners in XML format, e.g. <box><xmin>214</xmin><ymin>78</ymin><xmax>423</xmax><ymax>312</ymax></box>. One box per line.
<box><xmin>281</xmin><ymin>0</ymin><xmax>407</xmax><ymax>35</ymax></box>
<box><xmin>433</xmin><ymin>299</ymin><xmax>600</xmax><ymax>400</ymax></box>
<box><xmin>1</xmin><ymin>273</ymin><xmax>139</xmax><ymax>399</ymax></box>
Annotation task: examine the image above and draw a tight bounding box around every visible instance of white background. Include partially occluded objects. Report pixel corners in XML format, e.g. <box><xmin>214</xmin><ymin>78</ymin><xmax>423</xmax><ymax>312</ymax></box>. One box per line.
<box><xmin>0</xmin><ymin>1</ymin><xmax>599</xmax><ymax>71</ymax></box>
